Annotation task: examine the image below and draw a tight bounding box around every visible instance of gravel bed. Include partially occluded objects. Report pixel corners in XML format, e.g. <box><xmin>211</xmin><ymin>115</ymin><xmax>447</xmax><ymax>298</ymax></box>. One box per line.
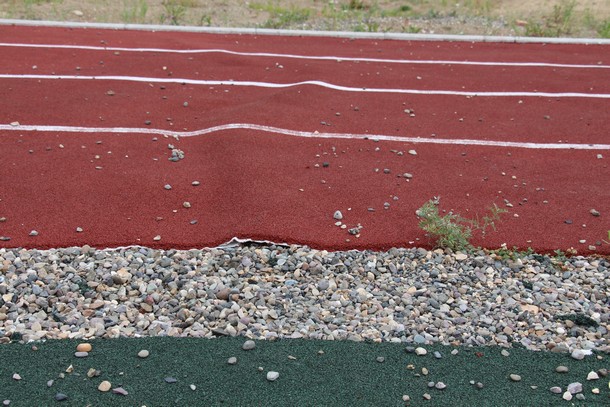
<box><xmin>0</xmin><ymin>243</ymin><xmax>608</xmax><ymax>354</ymax></box>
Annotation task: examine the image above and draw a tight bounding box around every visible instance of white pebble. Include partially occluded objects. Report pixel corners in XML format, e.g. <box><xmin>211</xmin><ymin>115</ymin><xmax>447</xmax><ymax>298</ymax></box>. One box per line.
<box><xmin>266</xmin><ymin>371</ymin><xmax>279</xmax><ymax>381</ymax></box>
<box><xmin>415</xmin><ymin>347</ymin><xmax>427</xmax><ymax>356</ymax></box>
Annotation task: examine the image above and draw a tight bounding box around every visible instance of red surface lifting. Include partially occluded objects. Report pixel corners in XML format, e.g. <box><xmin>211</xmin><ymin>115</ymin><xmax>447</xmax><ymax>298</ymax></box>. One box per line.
<box><xmin>0</xmin><ymin>24</ymin><xmax>608</xmax><ymax>254</ymax></box>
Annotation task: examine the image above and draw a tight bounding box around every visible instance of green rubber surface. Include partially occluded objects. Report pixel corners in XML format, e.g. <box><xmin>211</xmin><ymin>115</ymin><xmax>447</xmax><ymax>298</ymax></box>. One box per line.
<box><xmin>0</xmin><ymin>337</ymin><xmax>608</xmax><ymax>406</ymax></box>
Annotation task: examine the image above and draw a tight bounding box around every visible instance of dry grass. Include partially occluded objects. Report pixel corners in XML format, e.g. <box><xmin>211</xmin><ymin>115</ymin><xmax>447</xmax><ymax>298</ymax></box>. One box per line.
<box><xmin>0</xmin><ymin>0</ymin><xmax>609</xmax><ymax>37</ymax></box>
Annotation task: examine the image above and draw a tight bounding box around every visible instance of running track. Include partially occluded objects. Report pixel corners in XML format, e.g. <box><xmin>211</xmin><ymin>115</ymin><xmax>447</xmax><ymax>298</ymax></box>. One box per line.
<box><xmin>0</xmin><ymin>23</ymin><xmax>608</xmax><ymax>254</ymax></box>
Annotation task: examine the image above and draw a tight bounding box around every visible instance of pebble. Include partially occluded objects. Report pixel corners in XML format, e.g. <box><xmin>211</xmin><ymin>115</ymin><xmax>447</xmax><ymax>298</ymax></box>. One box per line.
<box><xmin>76</xmin><ymin>343</ymin><xmax>92</xmax><ymax>352</ymax></box>
<box><xmin>228</xmin><ymin>357</ymin><xmax>237</xmax><ymax>365</ymax></box>
<box><xmin>550</xmin><ymin>386</ymin><xmax>562</xmax><ymax>394</ymax></box>
<box><xmin>165</xmin><ymin>377</ymin><xmax>177</xmax><ymax>383</ymax></box>
<box><xmin>242</xmin><ymin>340</ymin><xmax>256</xmax><ymax>350</ymax></box>
<box><xmin>586</xmin><ymin>371</ymin><xmax>599</xmax><ymax>380</ymax></box>
<box><xmin>571</xmin><ymin>349</ymin><xmax>586</xmax><ymax>360</ymax></box>
<box><xmin>435</xmin><ymin>382</ymin><xmax>447</xmax><ymax>390</ymax></box>
<box><xmin>422</xmin><ymin>393</ymin><xmax>431</xmax><ymax>400</ymax></box>
<box><xmin>376</xmin><ymin>356</ymin><xmax>384</xmax><ymax>363</ymax></box>
<box><xmin>98</xmin><ymin>381</ymin><xmax>111</xmax><ymax>392</ymax></box>
<box><xmin>501</xmin><ymin>350</ymin><xmax>510</xmax><ymax>357</ymax></box>
<box><xmin>433</xmin><ymin>351</ymin><xmax>442</xmax><ymax>359</ymax></box>
<box><xmin>138</xmin><ymin>350</ymin><xmax>149</xmax><ymax>358</ymax></box>
<box><xmin>555</xmin><ymin>366</ymin><xmax>568</xmax><ymax>373</ymax></box>
<box><xmin>562</xmin><ymin>391</ymin><xmax>572</xmax><ymax>401</ymax></box>
<box><xmin>266</xmin><ymin>371</ymin><xmax>279</xmax><ymax>381</ymax></box>
<box><xmin>455</xmin><ymin>253</ymin><xmax>468</xmax><ymax>261</ymax></box>
<box><xmin>415</xmin><ymin>347</ymin><xmax>427</xmax><ymax>356</ymax></box>
<box><xmin>55</xmin><ymin>393</ymin><xmax>68</xmax><ymax>401</ymax></box>
<box><xmin>509</xmin><ymin>374</ymin><xmax>521</xmax><ymax>382</ymax></box>
<box><xmin>333</xmin><ymin>210</ymin><xmax>343</xmax><ymax>220</ymax></box>
<box><xmin>112</xmin><ymin>387</ymin><xmax>128</xmax><ymax>396</ymax></box>
<box><xmin>414</xmin><ymin>334</ymin><xmax>425</xmax><ymax>344</ymax></box>
<box><xmin>74</xmin><ymin>351</ymin><xmax>88</xmax><ymax>358</ymax></box>
<box><xmin>567</xmin><ymin>382</ymin><xmax>582</xmax><ymax>394</ymax></box>
<box><xmin>190</xmin><ymin>384</ymin><xmax>196</xmax><ymax>391</ymax></box>
<box><xmin>12</xmin><ymin>374</ymin><xmax>21</xmax><ymax>381</ymax></box>
<box><xmin>29</xmin><ymin>230</ymin><xmax>38</xmax><ymax>236</ymax></box>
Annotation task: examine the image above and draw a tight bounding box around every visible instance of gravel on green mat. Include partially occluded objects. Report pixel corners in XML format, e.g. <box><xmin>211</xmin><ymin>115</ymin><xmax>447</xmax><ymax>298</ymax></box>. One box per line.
<box><xmin>0</xmin><ymin>337</ymin><xmax>608</xmax><ymax>406</ymax></box>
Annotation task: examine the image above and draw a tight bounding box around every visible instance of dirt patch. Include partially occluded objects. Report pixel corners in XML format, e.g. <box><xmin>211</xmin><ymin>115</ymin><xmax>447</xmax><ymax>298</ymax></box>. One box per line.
<box><xmin>0</xmin><ymin>0</ymin><xmax>609</xmax><ymax>38</ymax></box>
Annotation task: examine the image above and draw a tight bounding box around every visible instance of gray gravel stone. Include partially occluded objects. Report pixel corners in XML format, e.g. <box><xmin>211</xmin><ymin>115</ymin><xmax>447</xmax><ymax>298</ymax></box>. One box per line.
<box><xmin>567</xmin><ymin>382</ymin><xmax>582</xmax><ymax>394</ymax></box>
<box><xmin>54</xmin><ymin>393</ymin><xmax>68</xmax><ymax>401</ymax></box>
<box><xmin>571</xmin><ymin>350</ymin><xmax>586</xmax><ymax>360</ymax></box>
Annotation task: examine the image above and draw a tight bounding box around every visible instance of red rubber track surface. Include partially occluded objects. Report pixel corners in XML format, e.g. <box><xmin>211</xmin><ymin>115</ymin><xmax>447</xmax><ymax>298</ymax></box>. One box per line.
<box><xmin>0</xmin><ymin>25</ymin><xmax>608</xmax><ymax>254</ymax></box>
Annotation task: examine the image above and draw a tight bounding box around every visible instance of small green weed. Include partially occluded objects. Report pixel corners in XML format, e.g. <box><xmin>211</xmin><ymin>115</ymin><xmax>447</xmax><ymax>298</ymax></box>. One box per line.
<box><xmin>416</xmin><ymin>198</ymin><xmax>506</xmax><ymax>252</ymax></box>
<box><xmin>524</xmin><ymin>0</ymin><xmax>576</xmax><ymax>37</ymax></box>
<box><xmin>262</xmin><ymin>8</ymin><xmax>310</xmax><ymax>29</ymax></box>
<box><xmin>490</xmin><ymin>245</ymin><xmax>535</xmax><ymax>261</ymax></box>
<box><xmin>553</xmin><ymin>249</ymin><xmax>567</xmax><ymax>262</ymax></box>
<box><xmin>598</xmin><ymin>20</ymin><xmax>610</xmax><ymax>38</ymax></box>
<box><xmin>347</xmin><ymin>0</ymin><xmax>367</xmax><ymax>11</ymax></box>
<box><xmin>353</xmin><ymin>17</ymin><xmax>380</xmax><ymax>32</ymax></box>
<box><xmin>199</xmin><ymin>13</ymin><xmax>212</xmax><ymax>26</ymax></box>
<box><xmin>160</xmin><ymin>0</ymin><xmax>188</xmax><ymax>25</ymax></box>
<box><xmin>251</xmin><ymin>2</ymin><xmax>310</xmax><ymax>29</ymax></box>
<box><xmin>403</xmin><ymin>25</ymin><xmax>422</xmax><ymax>34</ymax></box>
<box><xmin>121</xmin><ymin>0</ymin><xmax>148</xmax><ymax>24</ymax></box>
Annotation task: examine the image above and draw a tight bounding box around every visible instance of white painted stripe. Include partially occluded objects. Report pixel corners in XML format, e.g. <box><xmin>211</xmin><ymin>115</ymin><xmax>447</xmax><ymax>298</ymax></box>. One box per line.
<box><xmin>1</xmin><ymin>123</ymin><xmax>608</xmax><ymax>150</ymax></box>
<box><xmin>1</xmin><ymin>42</ymin><xmax>608</xmax><ymax>69</ymax></box>
<box><xmin>1</xmin><ymin>74</ymin><xmax>608</xmax><ymax>99</ymax></box>
<box><xmin>2</xmin><ymin>19</ymin><xmax>610</xmax><ymax>45</ymax></box>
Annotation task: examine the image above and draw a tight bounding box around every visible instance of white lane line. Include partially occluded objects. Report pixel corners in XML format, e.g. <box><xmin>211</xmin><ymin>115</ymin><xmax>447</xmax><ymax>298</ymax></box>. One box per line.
<box><xmin>1</xmin><ymin>74</ymin><xmax>609</xmax><ymax>99</ymax></box>
<box><xmin>1</xmin><ymin>123</ymin><xmax>609</xmax><ymax>150</ymax></box>
<box><xmin>1</xmin><ymin>42</ymin><xmax>608</xmax><ymax>69</ymax></box>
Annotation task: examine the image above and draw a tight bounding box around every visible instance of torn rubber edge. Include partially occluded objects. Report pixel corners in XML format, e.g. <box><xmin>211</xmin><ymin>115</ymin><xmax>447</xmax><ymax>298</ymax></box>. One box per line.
<box><xmin>0</xmin><ymin>237</ymin><xmax>293</xmax><ymax>254</ymax></box>
<box><xmin>1</xmin><ymin>19</ymin><xmax>610</xmax><ymax>45</ymax></box>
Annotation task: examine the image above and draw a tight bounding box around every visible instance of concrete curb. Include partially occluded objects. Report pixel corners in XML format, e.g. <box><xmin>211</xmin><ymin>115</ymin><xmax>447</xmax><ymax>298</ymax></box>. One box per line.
<box><xmin>1</xmin><ymin>18</ymin><xmax>610</xmax><ymax>44</ymax></box>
